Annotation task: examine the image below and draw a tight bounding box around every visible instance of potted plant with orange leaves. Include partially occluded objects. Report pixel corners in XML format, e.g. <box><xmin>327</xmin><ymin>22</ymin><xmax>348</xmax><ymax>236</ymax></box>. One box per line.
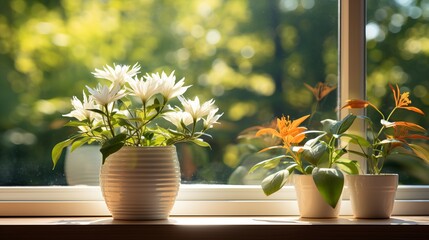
<box><xmin>249</xmin><ymin>113</ymin><xmax>360</xmax><ymax>218</ymax></box>
<box><xmin>342</xmin><ymin>84</ymin><xmax>429</xmax><ymax>218</ymax></box>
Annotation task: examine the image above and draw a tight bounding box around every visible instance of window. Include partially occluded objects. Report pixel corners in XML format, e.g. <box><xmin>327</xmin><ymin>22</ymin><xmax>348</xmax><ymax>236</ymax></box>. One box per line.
<box><xmin>366</xmin><ymin>0</ymin><xmax>429</xmax><ymax>184</ymax></box>
<box><xmin>0</xmin><ymin>0</ymin><xmax>428</xmax><ymax>217</ymax></box>
<box><xmin>0</xmin><ymin>0</ymin><xmax>338</xmax><ymax>185</ymax></box>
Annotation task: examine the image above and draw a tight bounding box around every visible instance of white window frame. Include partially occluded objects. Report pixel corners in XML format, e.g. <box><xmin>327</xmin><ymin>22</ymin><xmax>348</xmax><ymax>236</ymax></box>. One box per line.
<box><xmin>1</xmin><ymin>0</ymin><xmax>429</xmax><ymax>217</ymax></box>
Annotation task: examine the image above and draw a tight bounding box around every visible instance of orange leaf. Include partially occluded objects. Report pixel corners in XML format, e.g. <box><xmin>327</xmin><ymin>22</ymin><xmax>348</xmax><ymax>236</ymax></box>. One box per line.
<box><xmin>389</xmin><ymin>84</ymin><xmax>399</xmax><ymax>107</ymax></box>
<box><xmin>256</xmin><ymin>128</ymin><xmax>281</xmax><ymax>138</ymax></box>
<box><xmin>393</xmin><ymin>122</ymin><xmax>427</xmax><ymax>133</ymax></box>
<box><xmin>305</xmin><ymin>82</ymin><xmax>337</xmax><ymax>101</ymax></box>
<box><xmin>401</xmin><ymin>106</ymin><xmax>425</xmax><ymax>115</ymax></box>
<box><xmin>341</xmin><ymin>99</ymin><xmax>369</xmax><ymax>109</ymax></box>
<box><xmin>291</xmin><ymin>134</ymin><xmax>306</xmax><ymax>144</ymax></box>
<box><xmin>400</xmin><ymin>134</ymin><xmax>429</xmax><ymax>140</ymax></box>
<box><xmin>258</xmin><ymin>145</ymin><xmax>285</xmax><ymax>153</ymax></box>
<box><xmin>409</xmin><ymin>143</ymin><xmax>429</xmax><ymax>163</ymax></box>
<box><xmin>291</xmin><ymin>115</ymin><xmax>310</xmax><ymax>128</ymax></box>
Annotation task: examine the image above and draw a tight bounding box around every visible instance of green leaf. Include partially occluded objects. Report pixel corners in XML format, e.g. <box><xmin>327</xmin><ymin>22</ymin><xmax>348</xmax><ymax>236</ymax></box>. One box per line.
<box><xmin>261</xmin><ymin>169</ymin><xmax>291</xmax><ymax>196</ymax></box>
<box><xmin>100</xmin><ymin>133</ymin><xmax>127</xmax><ymax>164</ymax></box>
<box><xmin>167</xmin><ymin>128</ymin><xmax>184</xmax><ymax>136</ymax></box>
<box><xmin>153</xmin><ymin>98</ymin><xmax>162</xmax><ymax>112</ymax></box>
<box><xmin>321</xmin><ymin>119</ymin><xmax>338</xmax><ymax>134</ymax></box>
<box><xmin>70</xmin><ymin>137</ymin><xmax>91</xmax><ymax>151</ymax></box>
<box><xmin>377</xmin><ymin>139</ymin><xmax>403</xmax><ymax>145</ymax></box>
<box><xmin>321</xmin><ymin>114</ymin><xmax>356</xmax><ymax>135</ymax></box>
<box><xmin>51</xmin><ymin>138</ymin><xmax>74</xmax><ymax>169</ymax></box>
<box><xmin>341</xmin><ymin>133</ymin><xmax>371</xmax><ymax>147</ymax></box>
<box><xmin>64</xmin><ymin>121</ymin><xmax>88</xmax><ymax>127</ymax></box>
<box><xmin>335</xmin><ymin>159</ymin><xmax>360</xmax><ymax>175</ymax></box>
<box><xmin>301</xmin><ymin>142</ymin><xmax>328</xmax><ymax>166</ymax></box>
<box><xmin>124</xmin><ymin>117</ymin><xmax>143</xmax><ymax>122</ymax></box>
<box><xmin>167</xmin><ymin>128</ymin><xmax>181</xmax><ymax>135</ymax></box>
<box><xmin>194</xmin><ymin>132</ymin><xmax>213</xmax><ymax>138</ymax></box>
<box><xmin>347</xmin><ymin>149</ymin><xmax>369</xmax><ymax>158</ymax></box>
<box><xmin>143</xmin><ymin>132</ymin><xmax>155</xmax><ymax>141</ymax></box>
<box><xmin>312</xmin><ymin>167</ymin><xmax>344</xmax><ymax>208</ymax></box>
<box><xmin>116</xmin><ymin>99</ymin><xmax>127</xmax><ymax>109</ymax></box>
<box><xmin>304</xmin><ymin>165</ymin><xmax>314</xmax><ymax>174</ymax></box>
<box><xmin>335</xmin><ymin>114</ymin><xmax>356</xmax><ymax>134</ymax></box>
<box><xmin>249</xmin><ymin>155</ymin><xmax>289</xmax><ymax>173</ymax></box>
<box><xmin>88</xmin><ymin>108</ymin><xmax>108</xmax><ymax>117</ymax></box>
<box><xmin>332</xmin><ymin>147</ymin><xmax>347</xmax><ymax>161</ymax></box>
<box><xmin>180</xmin><ymin>119</ymin><xmax>192</xmax><ymax>133</ymax></box>
<box><xmin>191</xmin><ymin>139</ymin><xmax>211</xmax><ymax>148</ymax></box>
<box><xmin>110</xmin><ymin>110</ymin><xmax>119</xmax><ymax>118</ymax></box>
<box><xmin>117</xmin><ymin>118</ymin><xmax>136</xmax><ymax>129</ymax></box>
<box><xmin>304</xmin><ymin>131</ymin><xmax>327</xmax><ymax>147</ymax></box>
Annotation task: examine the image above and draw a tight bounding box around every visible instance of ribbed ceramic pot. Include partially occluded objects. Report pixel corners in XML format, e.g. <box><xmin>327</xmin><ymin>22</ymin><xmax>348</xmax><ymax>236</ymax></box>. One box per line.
<box><xmin>294</xmin><ymin>175</ymin><xmax>341</xmax><ymax>218</ymax></box>
<box><xmin>346</xmin><ymin>174</ymin><xmax>398</xmax><ymax>219</ymax></box>
<box><xmin>100</xmin><ymin>146</ymin><xmax>181</xmax><ymax>220</ymax></box>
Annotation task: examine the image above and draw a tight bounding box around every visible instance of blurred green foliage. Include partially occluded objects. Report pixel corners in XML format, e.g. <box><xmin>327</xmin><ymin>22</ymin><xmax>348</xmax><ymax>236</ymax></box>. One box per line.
<box><xmin>367</xmin><ymin>0</ymin><xmax>429</xmax><ymax>184</ymax></box>
<box><xmin>0</xmin><ymin>0</ymin><xmax>338</xmax><ymax>185</ymax></box>
<box><xmin>0</xmin><ymin>0</ymin><xmax>427</xmax><ymax>185</ymax></box>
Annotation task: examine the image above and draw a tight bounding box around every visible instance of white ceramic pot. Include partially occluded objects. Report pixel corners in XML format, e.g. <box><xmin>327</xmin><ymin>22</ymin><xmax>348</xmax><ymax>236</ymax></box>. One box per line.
<box><xmin>346</xmin><ymin>174</ymin><xmax>398</xmax><ymax>219</ymax></box>
<box><xmin>294</xmin><ymin>174</ymin><xmax>341</xmax><ymax>218</ymax></box>
<box><xmin>100</xmin><ymin>146</ymin><xmax>181</xmax><ymax>220</ymax></box>
<box><xmin>64</xmin><ymin>145</ymin><xmax>102</xmax><ymax>186</ymax></box>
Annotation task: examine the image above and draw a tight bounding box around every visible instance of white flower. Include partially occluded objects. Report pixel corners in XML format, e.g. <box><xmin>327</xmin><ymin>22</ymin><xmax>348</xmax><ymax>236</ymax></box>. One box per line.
<box><xmin>92</xmin><ymin>63</ymin><xmax>140</xmax><ymax>86</ymax></box>
<box><xmin>203</xmin><ymin>108</ymin><xmax>223</xmax><ymax>129</ymax></box>
<box><xmin>164</xmin><ymin>110</ymin><xmax>194</xmax><ymax>128</ymax></box>
<box><xmin>63</xmin><ymin>91</ymin><xmax>103</xmax><ymax>133</ymax></box>
<box><xmin>150</xmin><ymin>71</ymin><xmax>190</xmax><ymax>100</ymax></box>
<box><xmin>86</xmin><ymin>83</ymin><xmax>127</xmax><ymax>106</ymax></box>
<box><xmin>63</xmin><ymin>91</ymin><xmax>99</xmax><ymax>121</ymax></box>
<box><xmin>127</xmin><ymin>75</ymin><xmax>160</xmax><ymax>103</ymax></box>
<box><xmin>381</xmin><ymin>119</ymin><xmax>395</xmax><ymax>128</ymax></box>
<box><xmin>179</xmin><ymin>96</ymin><xmax>216</xmax><ymax>120</ymax></box>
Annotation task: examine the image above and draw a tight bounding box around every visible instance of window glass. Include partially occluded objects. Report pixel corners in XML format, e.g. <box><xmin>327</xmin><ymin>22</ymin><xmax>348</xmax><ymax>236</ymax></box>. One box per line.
<box><xmin>367</xmin><ymin>0</ymin><xmax>429</xmax><ymax>184</ymax></box>
<box><xmin>0</xmin><ymin>0</ymin><xmax>338</xmax><ymax>185</ymax></box>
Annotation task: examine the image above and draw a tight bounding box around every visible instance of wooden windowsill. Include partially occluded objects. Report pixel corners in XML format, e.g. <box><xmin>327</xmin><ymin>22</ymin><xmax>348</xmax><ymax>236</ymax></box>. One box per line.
<box><xmin>1</xmin><ymin>216</ymin><xmax>429</xmax><ymax>240</ymax></box>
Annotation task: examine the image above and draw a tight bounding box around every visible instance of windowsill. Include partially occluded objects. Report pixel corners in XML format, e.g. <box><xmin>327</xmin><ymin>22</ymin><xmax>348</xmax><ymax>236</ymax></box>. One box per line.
<box><xmin>1</xmin><ymin>216</ymin><xmax>429</xmax><ymax>240</ymax></box>
<box><xmin>2</xmin><ymin>185</ymin><xmax>429</xmax><ymax>216</ymax></box>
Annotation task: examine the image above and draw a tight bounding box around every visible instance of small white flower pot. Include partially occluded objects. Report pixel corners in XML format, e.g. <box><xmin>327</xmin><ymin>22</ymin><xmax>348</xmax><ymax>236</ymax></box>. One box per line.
<box><xmin>346</xmin><ymin>174</ymin><xmax>398</xmax><ymax>219</ymax></box>
<box><xmin>65</xmin><ymin>145</ymin><xmax>102</xmax><ymax>186</ymax></box>
<box><xmin>294</xmin><ymin>174</ymin><xmax>341</xmax><ymax>218</ymax></box>
<box><xmin>100</xmin><ymin>146</ymin><xmax>181</xmax><ymax>220</ymax></box>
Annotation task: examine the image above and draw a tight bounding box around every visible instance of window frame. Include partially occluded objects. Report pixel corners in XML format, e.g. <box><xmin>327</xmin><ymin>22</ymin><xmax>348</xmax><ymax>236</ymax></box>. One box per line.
<box><xmin>1</xmin><ymin>185</ymin><xmax>429</xmax><ymax>216</ymax></box>
<box><xmin>1</xmin><ymin>0</ymin><xmax>429</xmax><ymax>217</ymax></box>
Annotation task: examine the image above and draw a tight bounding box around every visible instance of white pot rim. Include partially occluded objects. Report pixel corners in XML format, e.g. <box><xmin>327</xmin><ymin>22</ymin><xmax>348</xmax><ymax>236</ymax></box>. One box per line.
<box><xmin>346</xmin><ymin>173</ymin><xmax>398</xmax><ymax>177</ymax></box>
<box><xmin>120</xmin><ymin>145</ymin><xmax>176</xmax><ymax>149</ymax></box>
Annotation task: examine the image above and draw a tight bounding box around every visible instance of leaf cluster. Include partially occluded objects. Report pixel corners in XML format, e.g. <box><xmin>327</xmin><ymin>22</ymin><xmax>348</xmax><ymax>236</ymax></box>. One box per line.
<box><xmin>250</xmin><ymin>114</ymin><xmax>361</xmax><ymax>208</ymax></box>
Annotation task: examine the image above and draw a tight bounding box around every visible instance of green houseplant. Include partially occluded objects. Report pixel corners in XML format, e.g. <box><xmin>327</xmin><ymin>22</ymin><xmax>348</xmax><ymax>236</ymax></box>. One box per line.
<box><xmin>342</xmin><ymin>84</ymin><xmax>429</xmax><ymax>218</ymax></box>
<box><xmin>52</xmin><ymin>63</ymin><xmax>222</xmax><ymax>220</ymax></box>
<box><xmin>249</xmin><ymin>114</ymin><xmax>360</xmax><ymax>218</ymax></box>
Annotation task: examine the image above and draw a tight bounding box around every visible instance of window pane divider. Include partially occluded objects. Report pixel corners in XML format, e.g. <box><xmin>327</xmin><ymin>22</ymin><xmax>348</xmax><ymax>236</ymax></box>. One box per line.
<box><xmin>339</xmin><ymin>0</ymin><xmax>367</xmax><ymax>172</ymax></box>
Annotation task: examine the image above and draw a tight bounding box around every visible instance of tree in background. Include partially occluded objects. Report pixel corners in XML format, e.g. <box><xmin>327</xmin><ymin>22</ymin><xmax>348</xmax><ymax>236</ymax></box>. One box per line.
<box><xmin>10</xmin><ymin>0</ymin><xmax>429</xmax><ymax>185</ymax></box>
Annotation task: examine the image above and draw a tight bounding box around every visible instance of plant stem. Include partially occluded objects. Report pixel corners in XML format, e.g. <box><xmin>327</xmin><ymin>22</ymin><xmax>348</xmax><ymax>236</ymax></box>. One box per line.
<box><xmin>307</xmin><ymin>101</ymin><xmax>319</xmax><ymax>128</ymax></box>
<box><xmin>375</xmin><ymin>107</ymin><xmax>397</xmax><ymax>141</ymax></box>
<box><xmin>139</xmin><ymin>97</ymin><xmax>169</xmax><ymax>146</ymax></box>
<box><xmin>104</xmin><ymin>104</ymin><xmax>116</xmax><ymax>137</ymax></box>
<box><xmin>370</xmin><ymin>107</ymin><xmax>397</xmax><ymax>174</ymax></box>
<box><xmin>327</xmin><ymin>135</ymin><xmax>336</xmax><ymax>168</ymax></box>
<box><xmin>283</xmin><ymin>143</ymin><xmax>304</xmax><ymax>173</ymax></box>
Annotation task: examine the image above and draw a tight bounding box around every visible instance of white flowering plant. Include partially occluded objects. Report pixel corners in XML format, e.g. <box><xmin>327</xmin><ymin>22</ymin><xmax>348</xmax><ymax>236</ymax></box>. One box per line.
<box><xmin>52</xmin><ymin>63</ymin><xmax>222</xmax><ymax>168</ymax></box>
